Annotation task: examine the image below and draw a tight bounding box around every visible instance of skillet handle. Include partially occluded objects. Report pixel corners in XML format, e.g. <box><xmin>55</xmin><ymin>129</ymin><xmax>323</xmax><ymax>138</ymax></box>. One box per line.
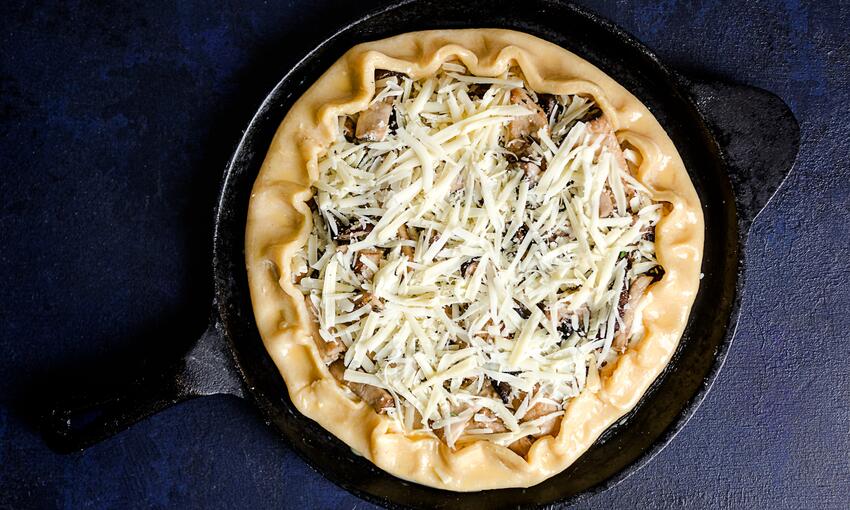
<box><xmin>684</xmin><ymin>79</ymin><xmax>800</xmax><ymax>231</ymax></box>
<box><xmin>41</xmin><ymin>314</ymin><xmax>244</xmax><ymax>453</ymax></box>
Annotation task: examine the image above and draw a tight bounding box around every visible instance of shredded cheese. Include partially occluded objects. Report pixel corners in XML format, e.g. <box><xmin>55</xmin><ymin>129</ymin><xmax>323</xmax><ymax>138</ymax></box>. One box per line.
<box><xmin>293</xmin><ymin>64</ymin><xmax>663</xmax><ymax>450</ymax></box>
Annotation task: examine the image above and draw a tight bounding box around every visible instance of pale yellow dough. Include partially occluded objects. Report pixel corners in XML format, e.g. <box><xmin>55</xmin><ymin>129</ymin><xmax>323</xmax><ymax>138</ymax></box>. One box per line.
<box><xmin>245</xmin><ymin>29</ymin><xmax>704</xmax><ymax>491</ymax></box>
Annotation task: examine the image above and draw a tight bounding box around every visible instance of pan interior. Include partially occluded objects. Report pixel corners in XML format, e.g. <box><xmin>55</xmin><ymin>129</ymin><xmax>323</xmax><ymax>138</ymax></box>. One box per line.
<box><xmin>213</xmin><ymin>1</ymin><xmax>738</xmax><ymax>508</ymax></box>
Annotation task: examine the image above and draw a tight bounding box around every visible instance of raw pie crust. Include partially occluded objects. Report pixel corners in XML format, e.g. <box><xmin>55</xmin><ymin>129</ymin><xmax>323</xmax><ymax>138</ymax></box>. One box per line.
<box><xmin>245</xmin><ymin>29</ymin><xmax>704</xmax><ymax>491</ymax></box>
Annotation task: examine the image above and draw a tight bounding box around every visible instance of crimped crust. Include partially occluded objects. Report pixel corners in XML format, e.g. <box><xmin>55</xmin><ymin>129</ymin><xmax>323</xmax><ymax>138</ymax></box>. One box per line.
<box><xmin>245</xmin><ymin>29</ymin><xmax>703</xmax><ymax>491</ymax></box>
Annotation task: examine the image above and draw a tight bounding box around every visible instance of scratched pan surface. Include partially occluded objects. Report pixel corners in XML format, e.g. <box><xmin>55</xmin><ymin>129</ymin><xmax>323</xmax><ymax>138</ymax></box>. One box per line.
<box><xmin>43</xmin><ymin>1</ymin><xmax>799</xmax><ymax>508</ymax></box>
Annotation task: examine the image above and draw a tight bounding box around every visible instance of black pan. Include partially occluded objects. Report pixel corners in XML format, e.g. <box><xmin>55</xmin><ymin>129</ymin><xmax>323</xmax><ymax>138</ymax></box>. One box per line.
<box><xmin>41</xmin><ymin>1</ymin><xmax>799</xmax><ymax>508</ymax></box>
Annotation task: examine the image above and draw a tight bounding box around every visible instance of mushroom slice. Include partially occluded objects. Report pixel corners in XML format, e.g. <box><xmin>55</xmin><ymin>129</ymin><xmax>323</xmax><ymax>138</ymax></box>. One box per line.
<box><xmin>355</xmin><ymin>99</ymin><xmax>394</xmax><ymax>142</ymax></box>
<box><xmin>467</xmin><ymin>408</ymin><xmax>509</xmax><ymax>434</ymax></box>
<box><xmin>335</xmin><ymin>219</ymin><xmax>373</xmax><ymax>244</ymax></box>
<box><xmin>397</xmin><ymin>225</ymin><xmax>415</xmax><ymax>260</ymax></box>
<box><xmin>374</xmin><ymin>69</ymin><xmax>407</xmax><ymax>82</ymax></box>
<box><xmin>587</xmin><ymin>116</ymin><xmax>630</xmax><ymax>174</ymax></box>
<box><xmin>507</xmin><ymin>88</ymin><xmax>548</xmax><ymax>142</ymax></box>
<box><xmin>522</xmin><ymin>399</ymin><xmax>559</xmax><ymax>422</ymax></box>
<box><xmin>508</xmin><ymin>436</ymin><xmax>534</xmax><ymax>457</ymax></box>
<box><xmin>354</xmin><ymin>290</ymin><xmax>384</xmax><ymax>312</ymax></box>
<box><xmin>612</xmin><ymin>275</ymin><xmax>654</xmax><ymax>352</ymax></box>
<box><xmin>491</xmin><ymin>378</ymin><xmax>514</xmax><ymax>405</ymax></box>
<box><xmin>305</xmin><ymin>298</ymin><xmax>346</xmax><ymax>363</ymax></box>
<box><xmin>599</xmin><ymin>186</ymin><xmax>615</xmax><ymax>217</ymax></box>
<box><xmin>434</xmin><ymin>416</ymin><xmax>473</xmax><ymax>448</ymax></box>
<box><xmin>460</xmin><ymin>257</ymin><xmax>479</xmax><ymax>278</ymax></box>
<box><xmin>353</xmin><ymin>248</ymin><xmax>384</xmax><ymax>280</ymax></box>
<box><xmin>536</xmin><ymin>93</ymin><xmax>558</xmax><ymax>117</ymax></box>
<box><xmin>328</xmin><ymin>360</ymin><xmax>394</xmax><ymax>413</ymax></box>
<box><xmin>342</xmin><ymin>116</ymin><xmax>357</xmax><ymax>143</ymax></box>
<box><xmin>510</xmin><ymin>160</ymin><xmax>544</xmax><ymax>186</ymax></box>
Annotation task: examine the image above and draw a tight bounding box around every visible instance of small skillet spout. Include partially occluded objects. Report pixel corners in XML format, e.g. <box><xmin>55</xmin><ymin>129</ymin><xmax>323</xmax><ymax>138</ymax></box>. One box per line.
<box><xmin>684</xmin><ymin>78</ymin><xmax>800</xmax><ymax>232</ymax></box>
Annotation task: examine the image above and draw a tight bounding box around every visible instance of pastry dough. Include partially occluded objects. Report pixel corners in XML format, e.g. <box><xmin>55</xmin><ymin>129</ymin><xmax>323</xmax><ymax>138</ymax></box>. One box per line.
<box><xmin>245</xmin><ymin>29</ymin><xmax>703</xmax><ymax>491</ymax></box>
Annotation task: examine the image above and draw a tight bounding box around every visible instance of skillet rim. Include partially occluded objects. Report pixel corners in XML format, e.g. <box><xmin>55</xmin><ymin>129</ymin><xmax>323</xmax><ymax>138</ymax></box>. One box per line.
<box><xmin>212</xmin><ymin>1</ymin><xmax>743</xmax><ymax>507</ymax></box>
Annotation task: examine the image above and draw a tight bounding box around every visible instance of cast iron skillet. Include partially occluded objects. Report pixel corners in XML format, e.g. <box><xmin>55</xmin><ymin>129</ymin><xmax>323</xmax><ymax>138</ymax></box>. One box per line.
<box><xmin>41</xmin><ymin>1</ymin><xmax>799</xmax><ymax>508</ymax></box>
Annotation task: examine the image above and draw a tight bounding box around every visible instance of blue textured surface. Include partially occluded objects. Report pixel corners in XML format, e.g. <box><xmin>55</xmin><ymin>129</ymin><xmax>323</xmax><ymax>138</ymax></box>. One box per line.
<box><xmin>1</xmin><ymin>1</ymin><xmax>848</xmax><ymax>508</ymax></box>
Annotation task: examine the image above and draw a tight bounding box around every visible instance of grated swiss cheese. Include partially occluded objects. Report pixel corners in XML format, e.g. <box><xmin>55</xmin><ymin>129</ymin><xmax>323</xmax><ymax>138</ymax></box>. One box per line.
<box><xmin>293</xmin><ymin>63</ymin><xmax>663</xmax><ymax>451</ymax></box>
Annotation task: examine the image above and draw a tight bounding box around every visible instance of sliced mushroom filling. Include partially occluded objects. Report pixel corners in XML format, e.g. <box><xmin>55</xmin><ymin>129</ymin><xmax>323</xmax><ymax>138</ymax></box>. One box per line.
<box><xmin>290</xmin><ymin>62</ymin><xmax>663</xmax><ymax>453</ymax></box>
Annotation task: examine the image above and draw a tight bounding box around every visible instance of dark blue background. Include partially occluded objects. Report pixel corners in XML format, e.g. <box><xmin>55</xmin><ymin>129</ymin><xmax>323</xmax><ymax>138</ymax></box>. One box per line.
<box><xmin>1</xmin><ymin>1</ymin><xmax>848</xmax><ymax>508</ymax></box>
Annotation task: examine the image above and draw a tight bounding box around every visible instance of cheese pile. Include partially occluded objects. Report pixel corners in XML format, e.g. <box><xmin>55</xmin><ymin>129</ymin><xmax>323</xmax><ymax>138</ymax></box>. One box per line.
<box><xmin>292</xmin><ymin>62</ymin><xmax>662</xmax><ymax>449</ymax></box>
